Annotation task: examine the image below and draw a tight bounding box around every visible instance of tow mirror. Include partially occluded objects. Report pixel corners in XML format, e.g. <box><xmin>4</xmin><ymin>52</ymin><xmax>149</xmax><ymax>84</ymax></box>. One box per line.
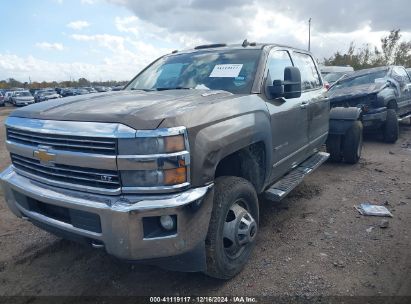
<box><xmin>267</xmin><ymin>66</ymin><xmax>302</xmax><ymax>99</ymax></box>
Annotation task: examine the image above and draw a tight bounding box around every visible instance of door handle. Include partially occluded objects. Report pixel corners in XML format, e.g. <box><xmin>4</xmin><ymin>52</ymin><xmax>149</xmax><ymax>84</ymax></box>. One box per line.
<box><xmin>300</xmin><ymin>102</ymin><xmax>308</xmax><ymax>109</ymax></box>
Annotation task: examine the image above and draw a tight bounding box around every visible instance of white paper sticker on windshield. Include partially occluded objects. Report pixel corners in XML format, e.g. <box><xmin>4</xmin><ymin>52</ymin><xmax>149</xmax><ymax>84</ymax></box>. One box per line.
<box><xmin>209</xmin><ymin>64</ymin><xmax>243</xmax><ymax>78</ymax></box>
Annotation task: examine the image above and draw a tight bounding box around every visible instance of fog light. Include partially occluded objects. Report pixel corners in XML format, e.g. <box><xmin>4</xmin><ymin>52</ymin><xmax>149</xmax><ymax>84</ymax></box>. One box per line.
<box><xmin>160</xmin><ymin>215</ymin><xmax>175</xmax><ymax>231</ymax></box>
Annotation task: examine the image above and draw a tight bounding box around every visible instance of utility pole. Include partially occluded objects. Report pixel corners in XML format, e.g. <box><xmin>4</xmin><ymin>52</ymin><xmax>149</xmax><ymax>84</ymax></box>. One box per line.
<box><xmin>308</xmin><ymin>18</ymin><xmax>311</xmax><ymax>51</ymax></box>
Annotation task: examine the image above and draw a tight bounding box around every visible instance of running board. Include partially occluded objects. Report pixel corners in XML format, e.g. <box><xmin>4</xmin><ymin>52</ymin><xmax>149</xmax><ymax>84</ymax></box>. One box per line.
<box><xmin>265</xmin><ymin>152</ymin><xmax>329</xmax><ymax>202</ymax></box>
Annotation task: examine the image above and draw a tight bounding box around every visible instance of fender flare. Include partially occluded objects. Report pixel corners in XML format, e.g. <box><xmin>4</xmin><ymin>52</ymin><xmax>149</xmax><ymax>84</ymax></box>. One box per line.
<box><xmin>191</xmin><ymin>111</ymin><xmax>272</xmax><ymax>191</ymax></box>
<box><xmin>329</xmin><ymin>107</ymin><xmax>362</xmax><ymax>136</ymax></box>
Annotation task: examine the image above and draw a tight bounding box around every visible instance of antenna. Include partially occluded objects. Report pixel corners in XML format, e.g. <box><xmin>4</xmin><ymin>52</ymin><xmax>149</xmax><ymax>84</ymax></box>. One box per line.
<box><xmin>308</xmin><ymin>18</ymin><xmax>312</xmax><ymax>51</ymax></box>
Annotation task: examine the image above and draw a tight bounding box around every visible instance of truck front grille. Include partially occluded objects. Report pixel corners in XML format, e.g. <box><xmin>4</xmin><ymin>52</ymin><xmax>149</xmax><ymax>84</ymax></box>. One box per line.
<box><xmin>7</xmin><ymin>127</ymin><xmax>117</xmax><ymax>155</ymax></box>
<box><xmin>11</xmin><ymin>154</ymin><xmax>120</xmax><ymax>190</ymax></box>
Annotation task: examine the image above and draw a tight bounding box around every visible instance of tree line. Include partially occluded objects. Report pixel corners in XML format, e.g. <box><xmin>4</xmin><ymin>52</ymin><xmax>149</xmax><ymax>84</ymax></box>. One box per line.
<box><xmin>0</xmin><ymin>77</ymin><xmax>128</xmax><ymax>90</ymax></box>
<box><xmin>323</xmin><ymin>29</ymin><xmax>411</xmax><ymax>70</ymax></box>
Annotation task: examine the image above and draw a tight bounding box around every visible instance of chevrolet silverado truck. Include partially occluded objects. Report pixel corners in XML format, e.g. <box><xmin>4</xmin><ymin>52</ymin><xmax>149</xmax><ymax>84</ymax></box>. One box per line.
<box><xmin>0</xmin><ymin>42</ymin><xmax>363</xmax><ymax>279</ymax></box>
<box><xmin>328</xmin><ymin>66</ymin><xmax>411</xmax><ymax>143</ymax></box>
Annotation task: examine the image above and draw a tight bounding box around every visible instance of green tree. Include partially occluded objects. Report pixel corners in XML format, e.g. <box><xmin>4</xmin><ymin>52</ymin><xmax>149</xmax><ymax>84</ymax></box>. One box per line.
<box><xmin>324</xmin><ymin>29</ymin><xmax>411</xmax><ymax>69</ymax></box>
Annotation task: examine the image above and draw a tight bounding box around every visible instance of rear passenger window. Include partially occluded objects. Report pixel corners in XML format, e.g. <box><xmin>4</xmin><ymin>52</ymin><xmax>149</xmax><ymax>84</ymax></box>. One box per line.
<box><xmin>292</xmin><ymin>52</ymin><xmax>321</xmax><ymax>90</ymax></box>
<box><xmin>266</xmin><ymin>50</ymin><xmax>293</xmax><ymax>82</ymax></box>
<box><xmin>392</xmin><ymin>67</ymin><xmax>411</xmax><ymax>85</ymax></box>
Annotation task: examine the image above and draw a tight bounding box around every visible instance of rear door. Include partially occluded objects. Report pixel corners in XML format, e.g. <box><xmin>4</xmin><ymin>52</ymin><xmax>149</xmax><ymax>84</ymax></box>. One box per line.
<box><xmin>263</xmin><ymin>49</ymin><xmax>310</xmax><ymax>181</ymax></box>
<box><xmin>291</xmin><ymin>52</ymin><xmax>329</xmax><ymax>150</ymax></box>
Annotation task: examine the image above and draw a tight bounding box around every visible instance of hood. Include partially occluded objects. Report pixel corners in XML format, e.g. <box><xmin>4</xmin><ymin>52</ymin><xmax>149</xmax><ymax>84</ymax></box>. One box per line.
<box><xmin>10</xmin><ymin>89</ymin><xmax>234</xmax><ymax>129</ymax></box>
<box><xmin>327</xmin><ymin>82</ymin><xmax>386</xmax><ymax>103</ymax></box>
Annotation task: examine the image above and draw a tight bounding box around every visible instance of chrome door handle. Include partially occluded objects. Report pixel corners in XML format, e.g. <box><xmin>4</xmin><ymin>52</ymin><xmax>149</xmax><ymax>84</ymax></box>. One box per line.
<box><xmin>300</xmin><ymin>102</ymin><xmax>308</xmax><ymax>109</ymax></box>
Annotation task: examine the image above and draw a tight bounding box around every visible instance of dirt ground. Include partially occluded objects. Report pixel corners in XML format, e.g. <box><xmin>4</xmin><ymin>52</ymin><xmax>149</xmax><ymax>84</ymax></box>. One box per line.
<box><xmin>0</xmin><ymin>105</ymin><xmax>410</xmax><ymax>297</ymax></box>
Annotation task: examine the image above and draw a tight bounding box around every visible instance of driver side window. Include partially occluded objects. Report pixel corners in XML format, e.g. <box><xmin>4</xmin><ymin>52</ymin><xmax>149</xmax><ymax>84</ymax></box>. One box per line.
<box><xmin>266</xmin><ymin>50</ymin><xmax>293</xmax><ymax>82</ymax></box>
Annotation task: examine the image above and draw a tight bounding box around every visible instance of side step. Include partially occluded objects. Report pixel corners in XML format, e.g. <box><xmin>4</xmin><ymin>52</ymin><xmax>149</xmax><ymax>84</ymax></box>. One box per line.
<box><xmin>265</xmin><ymin>151</ymin><xmax>329</xmax><ymax>202</ymax></box>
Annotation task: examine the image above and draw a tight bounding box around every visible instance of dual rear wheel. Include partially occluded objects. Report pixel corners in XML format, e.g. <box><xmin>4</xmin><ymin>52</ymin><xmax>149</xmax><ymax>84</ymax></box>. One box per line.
<box><xmin>327</xmin><ymin>120</ymin><xmax>363</xmax><ymax>164</ymax></box>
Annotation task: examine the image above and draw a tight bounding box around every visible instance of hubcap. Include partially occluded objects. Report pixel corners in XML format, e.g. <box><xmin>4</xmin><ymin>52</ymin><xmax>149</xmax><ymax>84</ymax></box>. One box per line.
<box><xmin>223</xmin><ymin>201</ymin><xmax>257</xmax><ymax>259</ymax></box>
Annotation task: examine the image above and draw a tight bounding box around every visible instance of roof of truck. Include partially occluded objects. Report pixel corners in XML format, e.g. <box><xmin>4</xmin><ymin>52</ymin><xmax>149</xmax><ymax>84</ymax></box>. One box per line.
<box><xmin>175</xmin><ymin>42</ymin><xmax>312</xmax><ymax>55</ymax></box>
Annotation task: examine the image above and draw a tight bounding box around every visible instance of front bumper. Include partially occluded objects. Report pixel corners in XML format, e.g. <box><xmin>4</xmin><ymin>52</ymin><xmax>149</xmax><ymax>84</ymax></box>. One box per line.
<box><xmin>362</xmin><ymin>107</ymin><xmax>387</xmax><ymax>128</ymax></box>
<box><xmin>14</xmin><ymin>100</ymin><xmax>35</xmax><ymax>106</ymax></box>
<box><xmin>0</xmin><ymin>165</ymin><xmax>214</xmax><ymax>261</ymax></box>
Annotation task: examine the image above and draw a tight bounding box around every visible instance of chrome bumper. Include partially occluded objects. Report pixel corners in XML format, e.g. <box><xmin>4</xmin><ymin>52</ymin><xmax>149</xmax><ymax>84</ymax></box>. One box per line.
<box><xmin>0</xmin><ymin>165</ymin><xmax>214</xmax><ymax>260</ymax></box>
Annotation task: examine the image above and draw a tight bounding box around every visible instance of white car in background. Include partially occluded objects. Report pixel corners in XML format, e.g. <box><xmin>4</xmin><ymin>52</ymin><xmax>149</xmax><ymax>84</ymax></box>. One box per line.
<box><xmin>10</xmin><ymin>91</ymin><xmax>35</xmax><ymax>106</ymax></box>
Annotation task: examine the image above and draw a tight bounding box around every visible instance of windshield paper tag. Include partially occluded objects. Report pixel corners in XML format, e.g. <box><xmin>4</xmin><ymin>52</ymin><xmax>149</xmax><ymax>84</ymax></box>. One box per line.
<box><xmin>209</xmin><ymin>64</ymin><xmax>243</xmax><ymax>78</ymax></box>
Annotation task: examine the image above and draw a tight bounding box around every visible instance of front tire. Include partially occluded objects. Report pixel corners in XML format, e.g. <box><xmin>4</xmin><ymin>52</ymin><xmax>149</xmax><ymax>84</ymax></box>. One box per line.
<box><xmin>342</xmin><ymin>120</ymin><xmax>363</xmax><ymax>164</ymax></box>
<box><xmin>383</xmin><ymin>109</ymin><xmax>399</xmax><ymax>143</ymax></box>
<box><xmin>205</xmin><ymin>176</ymin><xmax>259</xmax><ymax>279</ymax></box>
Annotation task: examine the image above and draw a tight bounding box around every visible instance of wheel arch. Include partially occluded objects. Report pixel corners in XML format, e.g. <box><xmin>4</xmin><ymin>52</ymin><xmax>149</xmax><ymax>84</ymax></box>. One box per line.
<box><xmin>328</xmin><ymin>106</ymin><xmax>362</xmax><ymax>136</ymax></box>
<box><xmin>191</xmin><ymin>112</ymin><xmax>272</xmax><ymax>193</ymax></box>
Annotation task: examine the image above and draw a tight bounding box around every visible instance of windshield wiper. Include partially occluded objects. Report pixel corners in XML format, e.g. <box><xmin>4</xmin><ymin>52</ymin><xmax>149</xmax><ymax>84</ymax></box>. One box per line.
<box><xmin>130</xmin><ymin>88</ymin><xmax>153</xmax><ymax>92</ymax></box>
<box><xmin>154</xmin><ymin>87</ymin><xmax>192</xmax><ymax>91</ymax></box>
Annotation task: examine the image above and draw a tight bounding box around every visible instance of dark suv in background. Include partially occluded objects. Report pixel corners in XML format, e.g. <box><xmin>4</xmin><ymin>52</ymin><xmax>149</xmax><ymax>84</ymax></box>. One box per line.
<box><xmin>328</xmin><ymin>66</ymin><xmax>411</xmax><ymax>143</ymax></box>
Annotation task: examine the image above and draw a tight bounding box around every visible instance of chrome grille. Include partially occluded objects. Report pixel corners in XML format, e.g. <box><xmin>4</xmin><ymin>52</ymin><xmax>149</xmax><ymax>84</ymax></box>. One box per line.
<box><xmin>11</xmin><ymin>154</ymin><xmax>120</xmax><ymax>190</ymax></box>
<box><xmin>7</xmin><ymin>128</ymin><xmax>117</xmax><ymax>155</ymax></box>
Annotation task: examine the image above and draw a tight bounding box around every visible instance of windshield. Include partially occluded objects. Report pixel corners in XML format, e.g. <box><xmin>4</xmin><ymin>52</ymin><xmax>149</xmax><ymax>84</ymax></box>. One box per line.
<box><xmin>126</xmin><ymin>49</ymin><xmax>261</xmax><ymax>94</ymax></box>
<box><xmin>15</xmin><ymin>92</ymin><xmax>31</xmax><ymax>97</ymax></box>
<box><xmin>330</xmin><ymin>69</ymin><xmax>388</xmax><ymax>90</ymax></box>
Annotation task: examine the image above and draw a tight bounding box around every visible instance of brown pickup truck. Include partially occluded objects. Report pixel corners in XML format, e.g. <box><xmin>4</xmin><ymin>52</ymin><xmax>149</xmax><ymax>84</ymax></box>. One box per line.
<box><xmin>1</xmin><ymin>42</ymin><xmax>363</xmax><ymax>279</ymax></box>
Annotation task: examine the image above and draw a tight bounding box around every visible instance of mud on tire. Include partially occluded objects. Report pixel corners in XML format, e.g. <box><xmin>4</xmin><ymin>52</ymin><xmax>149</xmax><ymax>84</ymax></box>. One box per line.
<box><xmin>204</xmin><ymin>176</ymin><xmax>259</xmax><ymax>279</ymax></box>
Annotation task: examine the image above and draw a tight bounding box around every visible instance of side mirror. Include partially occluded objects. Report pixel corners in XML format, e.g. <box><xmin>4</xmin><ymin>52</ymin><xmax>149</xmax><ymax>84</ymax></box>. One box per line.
<box><xmin>267</xmin><ymin>66</ymin><xmax>302</xmax><ymax>99</ymax></box>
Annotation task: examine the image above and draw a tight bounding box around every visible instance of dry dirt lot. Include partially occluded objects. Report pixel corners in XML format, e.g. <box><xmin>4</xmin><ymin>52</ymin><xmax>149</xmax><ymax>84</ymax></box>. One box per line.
<box><xmin>0</xmin><ymin>105</ymin><xmax>410</xmax><ymax>297</ymax></box>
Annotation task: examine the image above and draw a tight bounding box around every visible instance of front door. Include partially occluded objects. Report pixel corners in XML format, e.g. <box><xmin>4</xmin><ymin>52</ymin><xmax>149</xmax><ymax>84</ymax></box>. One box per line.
<box><xmin>263</xmin><ymin>49</ymin><xmax>309</xmax><ymax>181</ymax></box>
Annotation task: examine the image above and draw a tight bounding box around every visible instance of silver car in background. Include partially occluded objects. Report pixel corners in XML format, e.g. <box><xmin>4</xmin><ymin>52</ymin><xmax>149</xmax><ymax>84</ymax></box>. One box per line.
<box><xmin>10</xmin><ymin>91</ymin><xmax>35</xmax><ymax>106</ymax></box>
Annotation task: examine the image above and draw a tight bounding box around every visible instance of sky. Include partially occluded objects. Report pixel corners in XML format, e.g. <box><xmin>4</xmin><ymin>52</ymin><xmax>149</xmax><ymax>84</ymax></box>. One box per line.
<box><xmin>1</xmin><ymin>0</ymin><xmax>410</xmax><ymax>82</ymax></box>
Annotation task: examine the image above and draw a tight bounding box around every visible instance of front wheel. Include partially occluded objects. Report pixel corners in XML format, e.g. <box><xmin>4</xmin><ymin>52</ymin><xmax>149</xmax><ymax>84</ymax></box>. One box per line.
<box><xmin>205</xmin><ymin>176</ymin><xmax>259</xmax><ymax>279</ymax></box>
<box><xmin>342</xmin><ymin>120</ymin><xmax>363</xmax><ymax>164</ymax></box>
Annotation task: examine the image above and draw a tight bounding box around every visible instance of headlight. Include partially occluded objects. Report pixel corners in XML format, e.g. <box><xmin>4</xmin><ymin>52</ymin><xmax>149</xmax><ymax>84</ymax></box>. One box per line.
<box><xmin>118</xmin><ymin>130</ymin><xmax>186</xmax><ymax>155</ymax></box>
<box><xmin>118</xmin><ymin>127</ymin><xmax>190</xmax><ymax>190</ymax></box>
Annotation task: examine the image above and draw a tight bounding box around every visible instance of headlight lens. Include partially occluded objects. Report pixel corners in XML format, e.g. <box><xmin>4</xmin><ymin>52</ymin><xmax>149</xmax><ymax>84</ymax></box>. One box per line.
<box><xmin>118</xmin><ymin>134</ymin><xmax>185</xmax><ymax>155</ymax></box>
<box><xmin>118</xmin><ymin>127</ymin><xmax>189</xmax><ymax>189</ymax></box>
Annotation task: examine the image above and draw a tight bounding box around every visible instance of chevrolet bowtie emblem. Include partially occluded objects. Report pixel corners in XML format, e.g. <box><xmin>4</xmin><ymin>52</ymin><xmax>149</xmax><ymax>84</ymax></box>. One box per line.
<box><xmin>33</xmin><ymin>148</ymin><xmax>56</xmax><ymax>164</ymax></box>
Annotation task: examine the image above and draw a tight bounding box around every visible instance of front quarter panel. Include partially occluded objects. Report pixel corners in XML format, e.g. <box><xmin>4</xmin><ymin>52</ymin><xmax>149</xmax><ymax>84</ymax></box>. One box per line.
<box><xmin>159</xmin><ymin>95</ymin><xmax>272</xmax><ymax>188</ymax></box>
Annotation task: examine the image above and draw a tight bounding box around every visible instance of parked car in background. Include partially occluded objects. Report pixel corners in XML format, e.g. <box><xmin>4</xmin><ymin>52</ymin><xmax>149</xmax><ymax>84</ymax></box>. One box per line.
<box><xmin>34</xmin><ymin>89</ymin><xmax>61</xmax><ymax>102</ymax></box>
<box><xmin>0</xmin><ymin>92</ymin><xmax>5</xmax><ymax>106</ymax></box>
<box><xmin>94</xmin><ymin>86</ymin><xmax>111</xmax><ymax>92</ymax></box>
<box><xmin>10</xmin><ymin>90</ymin><xmax>35</xmax><ymax>106</ymax></box>
<box><xmin>327</xmin><ymin>66</ymin><xmax>411</xmax><ymax>143</ymax></box>
<box><xmin>320</xmin><ymin>66</ymin><xmax>354</xmax><ymax>89</ymax></box>
<box><xmin>74</xmin><ymin>88</ymin><xmax>89</xmax><ymax>95</ymax></box>
<box><xmin>60</xmin><ymin>88</ymin><xmax>76</xmax><ymax>97</ymax></box>
<box><xmin>83</xmin><ymin>87</ymin><xmax>97</xmax><ymax>93</ymax></box>
<box><xmin>111</xmin><ymin>85</ymin><xmax>124</xmax><ymax>91</ymax></box>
